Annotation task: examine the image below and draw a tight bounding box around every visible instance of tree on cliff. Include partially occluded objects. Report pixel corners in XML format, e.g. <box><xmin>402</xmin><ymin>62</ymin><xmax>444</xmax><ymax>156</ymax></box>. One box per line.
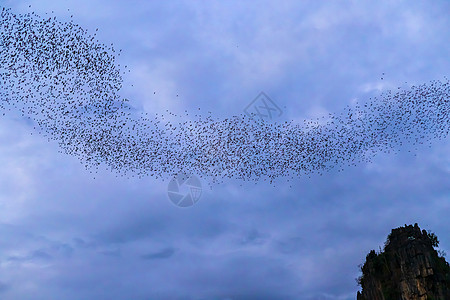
<box><xmin>356</xmin><ymin>223</ymin><xmax>449</xmax><ymax>300</ymax></box>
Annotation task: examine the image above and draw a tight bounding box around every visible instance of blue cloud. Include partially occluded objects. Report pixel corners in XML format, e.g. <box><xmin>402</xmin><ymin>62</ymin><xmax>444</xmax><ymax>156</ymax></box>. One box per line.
<box><xmin>141</xmin><ymin>247</ymin><xmax>176</xmax><ymax>260</ymax></box>
<box><xmin>0</xmin><ymin>1</ymin><xmax>449</xmax><ymax>300</ymax></box>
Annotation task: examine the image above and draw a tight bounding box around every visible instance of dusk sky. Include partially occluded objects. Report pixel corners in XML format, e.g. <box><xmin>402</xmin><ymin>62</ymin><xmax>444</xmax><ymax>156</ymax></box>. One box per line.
<box><xmin>0</xmin><ymin>1</ymin><xmax>449</xmax><ymax>299</ymax></box>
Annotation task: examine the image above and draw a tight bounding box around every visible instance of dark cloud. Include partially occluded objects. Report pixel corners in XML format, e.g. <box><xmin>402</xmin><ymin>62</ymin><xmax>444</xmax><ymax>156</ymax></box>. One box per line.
<box><xmin>0</xmin><ymin>1</ymin><xmax>449</xmax><ymax>300</ymax></box>
<box><xmin>141</xmin><ymin>247</ymin><xmax>176</xmax><ymax>260</ymax></box>
<box><xmin>238</xmin><ymin>228</ymin><xmax>270</xmax><ymax>246</ymax></box>
<box><xmin>0</xmin><ymin>281</ymin><xmax>9</xmax><ymax>293</ymax></box>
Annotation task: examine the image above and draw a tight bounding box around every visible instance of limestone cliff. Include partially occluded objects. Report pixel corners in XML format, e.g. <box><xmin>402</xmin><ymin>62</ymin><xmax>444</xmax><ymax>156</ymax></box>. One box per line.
<box><xmin>356</xmin><ymin>223</ymin><xmax>450</xmax><ymax>300</ymax></box>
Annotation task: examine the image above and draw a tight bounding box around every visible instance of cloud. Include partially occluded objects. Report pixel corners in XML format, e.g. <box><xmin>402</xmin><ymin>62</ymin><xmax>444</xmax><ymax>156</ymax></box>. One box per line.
<box><xmin>141</xmin><ymin>247</ymin><xmax>176</xmax><ymax>260</ymax></box>
<box><xmin>0</xmin><ymin>281</ymin><xmax>9</xmax><ymax>293</ymax></box>
<box><xmin>0</xmin><ymin>1</ymin><xmax>449</xmax><ymax>300</ymax></box>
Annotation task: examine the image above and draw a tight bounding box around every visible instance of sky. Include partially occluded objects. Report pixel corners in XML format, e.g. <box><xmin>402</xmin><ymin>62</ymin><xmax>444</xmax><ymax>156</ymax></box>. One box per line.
<box><xmin>0</xmin><ymin>0</ymin><xmax>449</xmax><ymax>299</ymax></box>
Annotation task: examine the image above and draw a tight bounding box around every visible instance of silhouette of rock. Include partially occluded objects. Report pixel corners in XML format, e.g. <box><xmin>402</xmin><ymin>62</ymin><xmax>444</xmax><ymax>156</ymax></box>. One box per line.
<box><xmin>357</xmin><ymin>223</ymin><xmax>450</xmax><ymax>300</ymax></box>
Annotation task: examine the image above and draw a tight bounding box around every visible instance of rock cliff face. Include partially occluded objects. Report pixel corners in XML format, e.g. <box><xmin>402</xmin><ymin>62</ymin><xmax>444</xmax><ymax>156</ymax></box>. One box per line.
<box><xmin>357</xmin><ymin>223</ymin><xmax>450</xmax><ymax>300</ymax></box>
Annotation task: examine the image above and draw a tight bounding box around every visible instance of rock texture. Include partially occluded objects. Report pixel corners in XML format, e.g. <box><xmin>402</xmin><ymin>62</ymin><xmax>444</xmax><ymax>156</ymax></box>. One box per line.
<box><xmin>357</xmin><ymin>223</ymin><xmax>450</xmax><ymax>300</ymax></box>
